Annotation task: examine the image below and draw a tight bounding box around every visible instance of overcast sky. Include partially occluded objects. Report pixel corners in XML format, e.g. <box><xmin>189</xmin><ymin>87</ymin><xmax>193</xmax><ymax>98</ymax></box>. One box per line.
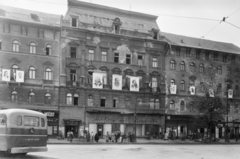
<box><xmin>0</xmin><ymin>0</ymin><xmax>240</xmax><ymax>47</ymax></box>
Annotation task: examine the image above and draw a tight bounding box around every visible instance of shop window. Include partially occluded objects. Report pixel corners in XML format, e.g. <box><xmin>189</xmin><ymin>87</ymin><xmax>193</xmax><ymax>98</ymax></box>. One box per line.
<box><xmin>45</xmin><ymin>93</ymin><xmax>51</xmax><ymax>105</ymax></box>
<box><xmin>180</xmin><ymin>61</ymin><xmax>185</xmax><ymax>71</ymax></box>
<box><xmin>101</xmin><ymin>51</ymin><xmax>107</xmax><ymax>61</ymax></box>
<box><xmin>138</xmin><ymin>55</ymin><xmax>143</xmax><ymax>66</ymax></box>
<box><xmin>199</xmin><ymin>64</ymin><xmax>204</xmax><ymax>73</ymax></box>
<box><xmin>13</xmin><ymin>40</ymin><xmax>20</xmax><ymax>52</ymax></box>
<box><xmin>46</xmin><ymin>44</ymin><xmax>52</xmax><ymax>55</ymax></box>
<box><xmin>152</xmin><ymin>57</ymin><xmax>157</xmax><ymax>67</ymax></box>
<box><xmin>100</xmin><ymin>98</ymin><xmax>106</xmax><ymax>107</ymax></box>
<box><xmin>72</xmin><ymin>17</ymin><xmax>77</xmax><ymax>27</ymax></box>
<box><xmin>126</xmin><ymin>54</ymin><xmax>131</xmax><ymax>64</ymax></box>
<box><xmin>29</xmin><ymin>92</ymin><xmax>35</xmax><ymax>104</ymax></box>
<box><xmin>88</xmin><ymin>95</ymin><xmax>93</xmax><ymax>107</ymax></box>
<box><xmin>29</xmin><ymin>66</ymin><xmax>36</xmax><ymax>79</ymax></box>
<box><xmin>170</xmin><ymin>60</ymin><xmax>176</xmax><ymax>70</ymax></box>
<box><xmin>45</xmin><ymin>68</ymin><xmax>52</xmax><ymax>80</ymax></box>
<box><xmin>114</xmin><ymin>52</ymin><xmax>119</xmax><ymax>63</ymax></box>
<box><xmin>170</xmin><ymin>100</ymin><xmax>175</xmax><ymax>110</ymax></box>
<box><xmin>66</xmin><ymin>93</ymin><xmax>72</xmax><ymax>105</ymax></box>
<box><xmin>11</xmin><ymin>91</ymin><xmax>18</xmax><ymax>103</ymax></box>
<box><xmin>88</xmin><ymin>49</ymin><xmax>94</xmax><ymax>61</ymax></box>
<box><xmin>70</xmin><ymin>47</ymin><xmax>77</xmax><ymax>58</ymax></box>
<box><xmin>73</xmin><ymin>94</ymin><xmax>79</xmax><ymax>106</ymax></box>
<box><xmin>30</xmin><ymin>42</ymin><xmax>36</xmax><ymax>54</ymax></box>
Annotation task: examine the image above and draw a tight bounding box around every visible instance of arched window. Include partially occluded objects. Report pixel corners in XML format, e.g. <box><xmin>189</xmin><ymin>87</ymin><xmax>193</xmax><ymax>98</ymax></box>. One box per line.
<box><xmin>29</xmin><ymin>66</ymin><xmax>36</xmax><ymax>79</ymax></box>
<box><xmin>150</xmin><ymin>98</ymin><xmax>155</xmax><ymax>109</ymax></box>
<box><xmin>46</xmin><ymin>44</ymin><xmax>52</xmax><ymax>55</ymax></box>
<box><xmin>13</xmin><ymin>40</ymin><xmax>20</xmax><ymax>52</ymax></box>
<box><xmin>217</xmin><ymin>66</ymin><xmax>222</xmax><ymax>75</ymax></box>
<box><xmin>208</xmin><ymin>65</ymin><xmax>213</xmax><ymax>74</ymax></box>
<box><xmin>66</xmin><ymin>93</ymin><xmax>72</xmax><ymax>105</ymax></box>
<box><xmin>180</xmin><ymin>61</ymin><xmax>185</xmax><ymax>71</ymax></box>
<box><xmin>170</xmin><ymin>79</ymin><xmax>175</xmax><ymax>85</ymax></box>
<box><xmin>30</xmin><ymin>42</ymin><xmax>36</xmax><ymax>53</ymax></box>
<box><xmin>88</xmin><ymin>95</ymin><xmax>93</xmax><ymax>107</ymax></box>
<box><xmin>227</xmin><ymin>67</ymin><xmax>231</xmax><ymax>75</ymax></box>
<box><xmin>170</xmin><ymin>60</ymin><xmax>176</xmax><ymax>70</ymax></box>
<box><xmin>11</xmin><ymin>91</ymin><xmax>18</xmax><ymax>103</ymax></box>
<box><xmin>29</xmin><ymin>92</ymin><xmax>35</xmax><ymax>104</ymax></box>
<box><xmin>190</xmin><ymin>62</ymin><xmax>195</xmax><ymax>72</ymax></box>
<box><xmin>170</xmin><ymin>100</ymin><xmax>175</xmax><ymax>110</ymax></box>
<box><xmin>45</xmin><ymin>68</ymin><xmax>52</xmax><ymax>80</ymax></box>
<box><xmin>11</xmin><ymin>64</ymin><xmax>19</xmax><ymax>80</ymax></box>
<box><xmin>73</xmin><ymin>94</ymin><xmax>79</xmax><ymax>105</ymax></box>
<box><xmin>45</xmin><ymin>93</ymin><xmax>51</xmax><ymax>104</ymax></box>
<box><xmin>155</xmin><ymin>99</ymin><xmax>160</xmax><ymax>109</ymax></box>
<box><xmin>180</xmin><ymin>100</ymin><xmax>185</xmax><ymax>111</ymax></box>
<box><xmin>181</xmin><ymin>80</ymin><xmax>185</xmax><ymax>91</ymax></box>
<box><xmin>199</xmin><ymin>64</ymin><xmax>204</xmax><ymax>73</ymax></box>
<box><xmin>235</xmin><ymin>68</ymin><xmax>239</xmax><ymax>77</ymax></box>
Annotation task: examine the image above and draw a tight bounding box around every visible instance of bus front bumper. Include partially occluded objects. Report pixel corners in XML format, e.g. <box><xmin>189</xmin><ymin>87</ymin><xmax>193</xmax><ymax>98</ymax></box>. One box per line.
<box><xmin>10</xmin><ymin>146</ymin><xmax>47</xmax><ymax>154</ymax></box>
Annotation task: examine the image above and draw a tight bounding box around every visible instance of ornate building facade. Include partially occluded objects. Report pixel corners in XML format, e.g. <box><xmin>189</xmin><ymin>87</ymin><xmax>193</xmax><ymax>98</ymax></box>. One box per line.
<box><xmin>163</xmin><ymin>32</ymin><xmax>240</xmax><ymax>139</ymax></box>
<box><xmin>0</xmin><ymin>5</ymin><xmax>61</xmax><ymax>137</ymax></box>
<box><xmin>59</xmin><ymin>0</ymin><xmax>167</xmax><ymax>137</ymax></box>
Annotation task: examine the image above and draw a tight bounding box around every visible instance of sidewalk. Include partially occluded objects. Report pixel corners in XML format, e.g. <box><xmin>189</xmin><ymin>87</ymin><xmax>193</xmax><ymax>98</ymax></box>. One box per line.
<box><xmin>47</xmin><ymin>138</ymin><xmax>240</xmax><ymax>145</ymax></box>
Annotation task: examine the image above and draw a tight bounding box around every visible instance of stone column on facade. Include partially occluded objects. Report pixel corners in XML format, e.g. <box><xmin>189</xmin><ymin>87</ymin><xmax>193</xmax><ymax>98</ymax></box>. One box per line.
<box><xmin>60</xmin><ymin>40</ymin><xmax>67</xmax><ymax>86</ymax></box>
<box><xmin>120</xmin><ymin>124</ymin><xmax>125</xmax><ymax>134</ymax></box>
<box><xmin>142</xmin><ymin>124</ymin><xmax>145</xmax><ymax>136</ymax></box>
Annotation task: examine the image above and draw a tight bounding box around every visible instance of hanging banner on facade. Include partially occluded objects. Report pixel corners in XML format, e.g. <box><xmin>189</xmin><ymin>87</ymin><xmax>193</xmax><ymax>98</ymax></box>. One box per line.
<box><xmin>209</xmin><ymin>88</ymin><xmax>214</xmax><ymax>97</ymax></box>
<box><xmin>189</xmin><ymin>86</ymin><xmax>195</xmax><ymax>95</ymax></box>
<box><xmin>16</xmin><ymin>70</ymin><xmax>24</xmax><ymax>83</ymax></box>
<box><xmin>92</xmin><ymin>72</ymin><xmax>103</xmax><ymax>89</ymax></box>
<box><xmin>170</xmin><ymin>85</ymin><xmax>177</xmax><ymax>94</ymax></box>
<box><xmin>2</xmin><ymin>69</ymin><xmax>10</xmax><ymax>82</ymax></box>
<box><xmin>228</xmin><ymin>89</ymin><xmax>233</xmax><ymax>98</ymax></box>
<box><xmin>112</xmin><ymin>74</ymin><xmax>122</xmax><ymax>90</ymax></box>
<box><xmin>130</xmin><ymin>76</ymin><xmax>139</xmax><ymax>91</ymax></box>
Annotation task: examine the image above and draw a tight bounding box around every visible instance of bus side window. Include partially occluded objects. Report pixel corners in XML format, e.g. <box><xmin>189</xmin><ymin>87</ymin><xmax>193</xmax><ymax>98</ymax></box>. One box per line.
<box><xmin>17</xmin><ymin>116</ymin><xmax>22</xmax><ymax>126</ymax></box>
<box><xmin>41</xmin><ymin>118</ymin><xmax>45</xmax><ymax>127</ymax></box>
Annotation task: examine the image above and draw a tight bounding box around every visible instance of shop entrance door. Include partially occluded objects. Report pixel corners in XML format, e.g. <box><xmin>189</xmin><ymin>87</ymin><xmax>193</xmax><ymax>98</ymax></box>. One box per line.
<box><xmin>97</xmin><ymin>124</ymin><xmax>104</xmax><ymax>138</ymax></box>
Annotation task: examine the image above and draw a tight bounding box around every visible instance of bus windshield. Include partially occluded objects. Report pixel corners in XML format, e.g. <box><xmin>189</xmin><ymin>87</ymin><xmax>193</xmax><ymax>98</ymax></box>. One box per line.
<box><xmin>24</xmin><ymin>116</ymin><xmax>39</xmax><ymax>127</ymax></box>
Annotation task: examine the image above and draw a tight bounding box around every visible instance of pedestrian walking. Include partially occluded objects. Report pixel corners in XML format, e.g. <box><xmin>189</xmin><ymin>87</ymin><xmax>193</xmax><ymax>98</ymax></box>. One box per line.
<box><xmin>94</xmin><ymin>133</ymin><xmax>99</xmax><ymax>142</ymax></box>
<box><xmin>86</xmin><ymin>131</ymin><xmax>90</xmax><ymax>142</ymax></box>
<box><xmin>68</xmin><ymin>130</ymin><xmax>74</xmax><ymax>143</ymax></box>
<box><xmin>111</xmin><ymin>132</ymin><xmax>115</xmax><ymax>142</ymax></box>
<box><xmin>106</xmin><ymin>132</ymin><xmax>110</xmax><ymax>143</ymax></box>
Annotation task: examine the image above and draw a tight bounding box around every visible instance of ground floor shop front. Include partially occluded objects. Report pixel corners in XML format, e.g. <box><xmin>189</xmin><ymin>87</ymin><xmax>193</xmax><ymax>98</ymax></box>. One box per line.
<box><xmin>86</xmin><ymin>113</ymin><xmax>165</xmax><ymax>137</ymax></box>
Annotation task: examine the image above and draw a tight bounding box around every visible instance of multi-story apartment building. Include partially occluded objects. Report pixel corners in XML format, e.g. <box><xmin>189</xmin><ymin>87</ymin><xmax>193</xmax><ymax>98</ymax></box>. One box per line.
<box><xmin>0</xmin><ymin>5</ymin><xmax>61</xmax><ymax>137</ymax></box>
<box><xmin>163</xmin><ymin>32</ymin><xmax>240</xmax><ymax>139</ymax></box>
<box><xmin>59</xmin><ymin>0</ymin><xmax>167</xmax><ymax>138</ymax></box>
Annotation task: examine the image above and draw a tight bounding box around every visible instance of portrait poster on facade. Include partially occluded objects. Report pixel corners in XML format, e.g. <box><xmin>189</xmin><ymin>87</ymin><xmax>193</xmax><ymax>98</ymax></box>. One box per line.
<box><xmin>16</xmin><ymin>70</ymin><xmax>24</xmax><ymax>83</ymax></box>
<box><xmin>228</xmin><ymin>89</ymin><xmax>233</xmax><ymax>98</ymax></box>
<box><xmin>2</xmin><ymin>69</ymin><xmax>10</xmax><ymax>82</ymax></box>
<box><xmin>92</xmin><ymin>72</ymin><xmax>103</xmax><ymax>89</ymax></box>
<box><xmin>189</xmin><ymin>86</ymin><xmax>195</xmax><ymax>95</ymax></box>
<box><xmin>170</xmin><ymin>85</ymin><xmax>177</xmax><ymax>94</ymax></box>
<box><xmin>112</xmin><ymin>74</ymin><xmax>122</xmax><ymax>90</ymax></box>
<box><xmin>130</xmin><ymin>76</ymin><xmax>139</xmax><ymax>92</ymax></box>
<box><xmin>209</xmin><ymin>88</ymin><xmax>214</xmax><ymax>97</ymax></box>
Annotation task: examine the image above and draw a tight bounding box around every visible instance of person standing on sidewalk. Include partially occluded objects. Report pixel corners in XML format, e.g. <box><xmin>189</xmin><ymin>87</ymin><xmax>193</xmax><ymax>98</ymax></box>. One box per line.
<box><xmin>106</xmin><ymin>132</ymin><xmax>110</xmax><ymax>143</ymax></box>
<box><xmin>91</xmin><ymin>132</ymin><xmax>94</xmax><ymax>141</ymax></box>
<box><xmin>94</xmin><ymin>133</ymin><xmax>99</xmax><ymax>142</ymax></box>
<box><xmin>86</xmin><ymin>131</ymin><xmax>90</xmax><ymax>142</ymax></box>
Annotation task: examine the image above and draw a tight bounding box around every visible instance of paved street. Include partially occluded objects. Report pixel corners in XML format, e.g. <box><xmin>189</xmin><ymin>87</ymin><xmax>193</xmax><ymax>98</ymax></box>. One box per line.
<box><xmin>1</xmin><ymin>144</ymin><xmax>240</xmax><ymax>159</ymax></box>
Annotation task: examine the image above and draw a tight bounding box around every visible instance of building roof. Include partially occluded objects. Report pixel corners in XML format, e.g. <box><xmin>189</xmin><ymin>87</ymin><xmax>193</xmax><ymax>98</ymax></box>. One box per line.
<box><xmin>65</xmin><ymin>0</ymin><xmax>159</xmax><ymax>33</ymax></box>
<box><xmin>0</xmin><ymin>5</ymin><xmax>61</xmax><ymax>27</ymax></box>
<box><xmin>162</xmin><ymin>32</ymin><xmax>240</xmax><ymax>54</ymax></box>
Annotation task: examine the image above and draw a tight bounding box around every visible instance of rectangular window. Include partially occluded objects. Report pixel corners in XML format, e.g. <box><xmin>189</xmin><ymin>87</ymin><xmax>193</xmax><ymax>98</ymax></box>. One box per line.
<box><xmin>214</xmin><ymin>54</ymin><xmax>218</xmax><ymax>61</ymax></box>
<box><xmin>88</xmin><ymin>49</ymin><xmax>94</xmax><ymax>61</ymax></box>
<box><xmin>114</xmin><ymin>53</ymin><xmax>119</xmax><ymax>63</ymax></box>
<box><xmin>152</xmin><ymin>57</ymin><xmax>157</xmax><ymax>67</ymax></box>
<box><xmin>152</xmin><ymin>77</ymin><xmax>157</xmax><ymax>91</ymax></box>
<box><xmin>24</xmin><ymin>116</ymin><xmax>39</xmax><ymax>127</ymax></box>
<box><xmin>232</xmin><ymin>56</ymin><xmax>236</xmax><ymax>63</ymax></box>
<box><xmin>101</xmin><ymin>51</ymin><xmax>107</xmax><ymax>61</ymax></box>
<box><xmin>196</xmin><ymin>52</ymin><xmax>200</xmax><ymax>59</ymax></box>
<box><xmin>115</xmin><ymin>25</ymin><xmax>120</xmax><ymax>34</ymax></box>
<box><xmin>177</xmin><ymin>47</ymin><xmax>181</xmax><ymax>56</ymax></box>
<box><xmin>72</xmin><ymin>17</ymin><xmax>77</xmax><ymax>27</ymax></box>
<box><xmin>100</xmin><ymin>98</ymin><xmax>106</xmax><ymax>107</ymax></box>
<box><xmin>73</xmin><ymin>97</ymin><xmax>78</xmax><ymax>105</ymax></box>
<box><xmin>126</xmin><ymin>54</ymin><xmax>131</xmax><ymax>64</ymax></box>
<box><xmin>70</xmin><ymin>70</ymin><xmax>77</xmax><ymax>81</ymax></box>
<box><xmin>186</xmin><ymin>49</ymin><xmax>190</xmax><ymax>57</ymax></box>
<box><xmin>223</xmin><ymin>56</ymin><xmax>227</xmax><ymax>63</ymax></box>
<box><xmin>205</xmin><ymin>53</ymin><xmax>209</xmax><ymax>60</ymax></box>
<box><xmin>138</xmin><ymin>55</ymin><xmax>143</xmax><ymax>65</ymax></box>
<box><xmin>70</xmin><ymin>47</ymin><xmax>77</xmax><ymax>58</ymax></box>
<box><xmin>113</xmin><ymin>99</ymin><xmax>117</xmax><ymax>108</ymax></box>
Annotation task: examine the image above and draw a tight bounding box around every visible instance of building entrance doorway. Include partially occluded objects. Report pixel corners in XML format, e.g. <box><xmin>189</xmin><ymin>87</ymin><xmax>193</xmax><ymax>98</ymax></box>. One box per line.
<box><xmin>97</xmin><ymin>124</ymin><xmax>103</xmax><ymax>137</ymax></box>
